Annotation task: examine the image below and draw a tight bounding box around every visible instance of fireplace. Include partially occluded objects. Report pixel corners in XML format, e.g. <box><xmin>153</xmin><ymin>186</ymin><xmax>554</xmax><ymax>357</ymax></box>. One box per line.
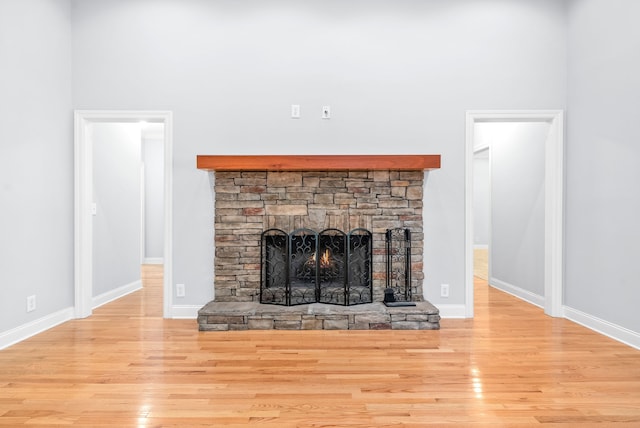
<box><xmin>209</xmin><ymin>167</ymin><xmax>426</xmax><ymax>304</ymax></box>
<box><xmin>196</xmin><ymin>155</ymin><xmax>442</xmax><ymax>330</ymax></box>
<box><xmin>261</xmin><ymin>228</ymin><xmax>373</xmax><ymax>306</ymax></box>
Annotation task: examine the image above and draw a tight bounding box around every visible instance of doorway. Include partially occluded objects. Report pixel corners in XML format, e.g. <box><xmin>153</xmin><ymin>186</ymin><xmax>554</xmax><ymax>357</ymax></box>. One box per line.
<box><xmin>473</xmin><ymin>146</ymin><xmax>490</xmax><ymax>282</ymax></box>
<box><xmin>74</xmin><ymin>111</ymin><xmax>173</xmax><ymax>319</ymax></box>
<box><xmin>465</xmin><ymin>111</ymin><xmax>564</xmax><ymax>318</ymax></box>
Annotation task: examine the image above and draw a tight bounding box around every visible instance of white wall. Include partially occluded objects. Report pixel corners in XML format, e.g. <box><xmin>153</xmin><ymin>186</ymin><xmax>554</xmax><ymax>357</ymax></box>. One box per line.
<box><xmin>91</xmin><ymin>123</ymin><xmax>142</xmax><ymax>299</ymax></box>
<box><xmin>142</xmin><ymin>127</ymin><xmax>165</xmax><ymax>262</ymax></box>
<box><xmin>0</xmin><ymin>0</ymin><xmax>73</xmax><ymax>339</ymax></box>
<box><xmin>2</xmin><ymin>0</ymin><xmax>638</xmax><ymax>347</ymax></box>
<box><xmin>566</xmin><ymin>0</ymin><xmax>640</xmax><ymax>334</ymax></box>
<box><xmin>473</xmin><ymin>151</ymin><xmax>490</xmax><ymax>247</ymax></box>
<box><xmin>70</xmin><ymin>0</ymin><xmax>567</xmax><ymax>310</ymax></box>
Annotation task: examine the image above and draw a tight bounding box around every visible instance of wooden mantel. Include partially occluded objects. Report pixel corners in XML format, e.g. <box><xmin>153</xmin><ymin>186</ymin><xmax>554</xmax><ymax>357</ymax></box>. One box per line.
<box><xmin>196</xmin><ymin>155</ymin><xmax>441</xmax><ymax>171</ymax></box>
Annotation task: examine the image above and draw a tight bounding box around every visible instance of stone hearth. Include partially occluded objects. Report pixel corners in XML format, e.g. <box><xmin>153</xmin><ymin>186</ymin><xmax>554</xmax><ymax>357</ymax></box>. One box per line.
<box><xmin>198</xmin><ymin>301</ymin><xmax>440</xmax><ymax>330</ymax></box>
<box><xmin>196</xmin><ymin>155</ymin><xmax>441</xmax><ymax>331</ymax></box>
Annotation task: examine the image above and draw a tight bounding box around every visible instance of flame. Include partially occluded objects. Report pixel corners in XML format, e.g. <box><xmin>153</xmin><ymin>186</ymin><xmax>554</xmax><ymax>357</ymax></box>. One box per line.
<box><xmin>320</xmin><ymin>249</ymin><xmax>331</xmax><ymax>268</ymax></box>
<box><xmin>309</xmin><ymin>249</ymin><xmax>333</xmax><ymax>268</ymax></box>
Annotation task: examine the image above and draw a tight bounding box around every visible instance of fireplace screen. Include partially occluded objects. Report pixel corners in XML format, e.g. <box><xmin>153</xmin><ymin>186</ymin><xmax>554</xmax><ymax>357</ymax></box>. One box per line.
<box><xmin>260</xmin><ymin>228</ymin><xmax>372</xmax><ymax>306</ymax></box>
<box><xmin>385</xmin><ymin>228</ymin><xmax>412</xmax><ymax>303</ymax></box>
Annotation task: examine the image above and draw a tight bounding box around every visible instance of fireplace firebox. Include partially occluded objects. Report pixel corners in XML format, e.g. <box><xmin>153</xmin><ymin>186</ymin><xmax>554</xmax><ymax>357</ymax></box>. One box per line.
<box><xmin>260</xmin><ymin>228</ymin><xmax>373</xmax><ymax>306</ymax></box>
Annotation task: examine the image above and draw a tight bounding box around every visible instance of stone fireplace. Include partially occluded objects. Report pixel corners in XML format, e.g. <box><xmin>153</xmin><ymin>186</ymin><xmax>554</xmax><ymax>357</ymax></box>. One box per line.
<box><xmin>197</xmin><ymin>155</ymin><xmax>442</xmax><ymax>330</ymax></box>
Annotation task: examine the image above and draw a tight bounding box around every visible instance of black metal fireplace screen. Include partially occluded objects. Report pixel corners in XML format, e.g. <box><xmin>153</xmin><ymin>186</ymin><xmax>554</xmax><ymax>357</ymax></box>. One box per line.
<box><xmin>385</xmin><ymin>228</ymin><xmax>412</xmax><ymax>303</ymax></box>
<box><xmin>260</xmin><ymin>228</ymin><xmax>373</xmax><ymax>306</ymax></box>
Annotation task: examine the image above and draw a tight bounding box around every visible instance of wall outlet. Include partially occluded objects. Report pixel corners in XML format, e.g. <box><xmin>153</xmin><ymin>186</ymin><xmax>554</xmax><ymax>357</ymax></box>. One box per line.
<box><xmin>27</xmin><ymin>295</ymin><xmax>36</xmax><ymax>312</ymax></box>
<box><xmin>176</xmin><ymin>284</ymin><xmax>185</xmax><ymax>298</ymax></box>
<box><xmin>291</xmin><ymin>104</ymin><xmax>300</xmax><ymax>118</ymax></box>
<box><xmin>322</xmin><ymin>105</ymin><xmax>331</xmax><ymax>119</ymax></box>
<box><xmin>440</xmin><ymin>284</ymin><xmax>450</xmax><ymax>298</ymax></box>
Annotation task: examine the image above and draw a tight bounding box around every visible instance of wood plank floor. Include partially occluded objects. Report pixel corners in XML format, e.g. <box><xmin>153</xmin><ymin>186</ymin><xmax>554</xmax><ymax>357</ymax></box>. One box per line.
<box><xmin>1</xmin><ymin>266</ymin><xmax>639</xmax><ymax>427</ymax></box>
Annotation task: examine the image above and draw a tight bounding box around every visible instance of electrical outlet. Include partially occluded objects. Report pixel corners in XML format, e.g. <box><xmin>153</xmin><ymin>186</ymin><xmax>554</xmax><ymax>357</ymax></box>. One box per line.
<box><xmin>176</xmin><ymin>284</ymin><xmax>185</xmax><ymax>298</ymax></box>
<box><xmin>27</xmin><ymin>295</ymin><xmax>36</xmax><ymax>312</ymax></box>
<box><xmin>440</xmin><ymin>284</ymin><xmax>450</xmax><ymax>298</ymax></box>
<box><xmin>291</xmin><ymin>104</ymin><xmax>300</xmax><ymax>118</ymax></box>
<box><xmin>322</xmin><ymin>105</ymin><xmax>331</xmax><ymax>119</ymax></box>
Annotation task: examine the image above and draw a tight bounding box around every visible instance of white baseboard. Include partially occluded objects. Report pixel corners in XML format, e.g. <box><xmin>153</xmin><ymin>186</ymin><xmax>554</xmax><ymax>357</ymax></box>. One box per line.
<box><xmin>490</xmin><ymin>277</ymin><xmax>544</xmax><ymax>309</ymax></box>
<box><xmin>143</xmin><ymin>258</ymin><xmax>163</xmax><ymax>265</ymax></box>
<box><xmin>474</xmin><ymin>244</ymin><xmax>489</xmax><ymax>250</ymax></box>
<box><xmin>437</xmin><ymin>304</ymin><xmax>468</xmax><ymax>318</ymax></box>
<box><xmin>92</xmin><ymin>280</ymin><xmax>142</xmax><ymax>309</ymax></box>
<box><xmin>0</xmin><ymin>307</ymin><xmax>74</xmax><ymax>350</ymax></box>
<box><xmin>564</xmin><ymin>306</ymin><xmax>640</xmax><ymax>350</ymax></box>
<box><xmin>171</xmin><ymin>305</ymin><xmax>201</xmax><ymax>319</ymax></box>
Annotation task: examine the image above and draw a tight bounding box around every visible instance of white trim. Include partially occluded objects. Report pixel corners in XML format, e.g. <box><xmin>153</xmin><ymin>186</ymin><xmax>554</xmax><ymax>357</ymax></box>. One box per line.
<box><xmin>473</xmin><ymin>244</ymin><xmax>489</xmax><ymax>250</ymax></box>
<box><xmin>171</xmin><ymin>305</ymin><xmax>202</xmax><ymax>319</ymax></box>
<box><xmin>74</xmin><ymin>110</ymin><xmax>174</xmax><ymax>319</ymax></box>
<box><xmin>489</xmin><ymin>278</ymin><xmax>544</xmax><ymax>309</ymax></box>
<box><xmin>465</xmin><ymin>110</ymin><xmax>564</xmax><ymax>319</ymax></box>
<box><xmin>163</xmin><ymin>116</ymin><xmax>174</xmax><ymax>318</ymax></box>
<box><xmin>465</xmin><ymin>115</ymin><xmax>475</xmax><ymax>318</ymax></box>
<box><xmin>140</xmin><ymin>161</ymin><xmax>146</xmax><ymax>264</ymax></box>
<box><xmin>564</xmin><ymin>306</ymin><xmax>640</xmax><ymax>351</ymax></box>
<box><xmin>544</xmin><ymin>113</ymin><xmax>565</xmax><ymax>317</ymax></box>
<box><xmin>74</xmin><ymin>113</ymin><xmax>93</xmax><ymax>318</ymax></box>
<box><xmin>473</xmin><ymin>143</ymin><xmax>490</xmax><ymax>154</ymax></box>
<box><xmin>0</xmin><ymin>308</ymin><xmax>74</xmax><ymax>350</ymax></box>
<box><xmin>437</xmin><ymin>304</ymin><xmax>468</xmax><ymax>319</ymax></box>
<box><xmin>143</xmin><ymin>258</ymin><xmax>164</xmax><ymax>265</ymax></box>
<box><xmin>92</xmin><ymin>280</ymin><xmax>142</xmax><ymax>309</ymax></box>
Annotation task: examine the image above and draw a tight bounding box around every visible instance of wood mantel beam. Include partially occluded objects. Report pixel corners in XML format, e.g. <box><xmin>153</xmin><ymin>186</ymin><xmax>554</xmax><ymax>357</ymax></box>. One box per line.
<box><xmin>196</xmin><ymin>155</ymin><xmax>441</xmax><ymax>171</ymax></box>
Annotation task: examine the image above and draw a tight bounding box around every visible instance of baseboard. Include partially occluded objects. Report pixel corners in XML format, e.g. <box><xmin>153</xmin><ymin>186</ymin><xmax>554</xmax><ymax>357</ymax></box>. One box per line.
<box><xmin>143</xmin><ymin>258</ymin><xmax>163</xmax><ymax>265</ymax></box>
<box><xmin>474</xmin><ymin>244</ymin><xmax>489</xmax><ymax>250</ymax></box>
<box><xmin>437</xmin><ymin>304</ymin><xmax>468</xmax><ymax>318</ymax></box>
<box><xmin>564</xmin><ymin>306</ymin><xmax>640</xmax><ymax>350</ymax></box>
<box><xmin>92</xmin><ymin>280</ymin><xmax>142</xmax><ymax>309</ymax></box>
<box><xmin>171</xmin><ymin>305</ymin><xmax>201</xmax><ymax>319</ymax></box>
<box><xmin>0</xmin><ymin>307</ymin><xmax>74</xmax><ymax>350</ymax></box>
<box><xmin>489</xmin><ymin>277</ymin><xmax>544</xmax><ymax>309</ymax></box>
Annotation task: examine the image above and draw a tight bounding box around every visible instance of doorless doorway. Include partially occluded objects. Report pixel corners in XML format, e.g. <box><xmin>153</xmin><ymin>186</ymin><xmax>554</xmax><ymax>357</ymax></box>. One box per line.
<box><xmin>74</xmin><ymin>111</ymin><xmax>173</xmax><ymax>319</ymax></box>
<box><xmin>465</xmin><ymin>111</ymin><xmax>564</xmax><ymax>318</ymax></box>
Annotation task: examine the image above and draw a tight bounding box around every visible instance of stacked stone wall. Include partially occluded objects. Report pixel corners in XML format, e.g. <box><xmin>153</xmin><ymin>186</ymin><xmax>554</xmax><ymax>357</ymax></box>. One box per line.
<box><xmin>213</xmin><ymin>170</ymin><xmax>424</xmax><ymax>302</ymax></box>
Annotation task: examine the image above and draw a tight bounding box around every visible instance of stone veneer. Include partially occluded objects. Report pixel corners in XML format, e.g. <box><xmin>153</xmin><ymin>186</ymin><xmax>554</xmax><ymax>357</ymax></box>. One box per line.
<box><xmin>198</xmin><ymin>301</ymin><xmax>440</xmax><ymax>331</ymax></box>
<box><xmin>212</xmin><ymin>169</ymin><xmax>425</xmax><ymax>303</ymax></box>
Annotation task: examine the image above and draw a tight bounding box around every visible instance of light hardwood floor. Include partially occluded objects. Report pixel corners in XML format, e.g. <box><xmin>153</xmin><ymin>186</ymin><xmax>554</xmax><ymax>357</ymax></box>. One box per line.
<box><xmin>1</xmin><ymin>266</ymin><xmax>639</xmax><ymax>427</ymax></box>
<box><xmin>473</xmin><ymin>248</ymin><xmax>489</xmax><ymax>281</ymax></box>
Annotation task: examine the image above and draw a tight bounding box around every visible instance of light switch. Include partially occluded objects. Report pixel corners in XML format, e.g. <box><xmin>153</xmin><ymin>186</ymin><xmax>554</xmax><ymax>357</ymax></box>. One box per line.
<box><xmin>291</xmin><ymin>104</ymin><xmax>300</xmax><ymax>119</ymax></box>
<box><xmin>322</xmin><ymin>106</ymin><xmax>331</xmax><ymax>119</ymax></box>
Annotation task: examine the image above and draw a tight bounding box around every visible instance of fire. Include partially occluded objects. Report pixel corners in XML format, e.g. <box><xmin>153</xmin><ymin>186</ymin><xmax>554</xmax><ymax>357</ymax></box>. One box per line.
<box><xmin>310</xmin><ymin>249</ymin><xmax>333</xmax><ymax>268</ymax></box>
<box><xmin>320</xmin><ymin>249</ymin><xmax>331</xmax><ymax>268</ymax></box>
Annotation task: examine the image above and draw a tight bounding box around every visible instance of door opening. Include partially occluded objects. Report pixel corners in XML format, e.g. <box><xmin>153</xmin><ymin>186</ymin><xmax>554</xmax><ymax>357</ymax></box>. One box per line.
<box><xmin>74</xmin><ymin>111</ymin><xmax>173</xmax><ymax>319</ymax></box>
<box><xmin>465</xmin><ymin>111</ymin><xmax>564</xmax><ymax>318</ymax></box>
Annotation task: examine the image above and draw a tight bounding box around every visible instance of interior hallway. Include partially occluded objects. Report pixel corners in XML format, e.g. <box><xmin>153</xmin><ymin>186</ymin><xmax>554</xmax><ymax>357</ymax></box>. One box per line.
<box><xmin>1</xmin><ymin>265</ymin><xmax>639</xmax><ymax>426</ymax></box>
